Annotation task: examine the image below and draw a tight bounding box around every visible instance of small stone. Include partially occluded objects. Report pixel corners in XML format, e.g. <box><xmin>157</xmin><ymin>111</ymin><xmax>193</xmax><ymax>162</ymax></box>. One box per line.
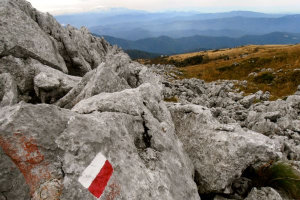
<box><xmin>245</xmin><ymin>187</ymin><xmax>282</xmax><ymax>200</ymax></box>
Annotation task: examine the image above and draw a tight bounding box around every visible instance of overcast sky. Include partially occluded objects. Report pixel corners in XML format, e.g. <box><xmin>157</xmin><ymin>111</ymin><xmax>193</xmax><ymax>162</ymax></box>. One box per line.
<box><xmin>27</xmin><ymin>0</ymin><xmax>300</xmax><ymax>15</ymax></box>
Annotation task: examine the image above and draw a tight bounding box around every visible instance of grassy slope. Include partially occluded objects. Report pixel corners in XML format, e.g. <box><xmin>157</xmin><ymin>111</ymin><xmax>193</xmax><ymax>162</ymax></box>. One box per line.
<box><xmin>143</xmin><ymin>44</ymin><xmax>300</xmax><ymax>100</ymax></box>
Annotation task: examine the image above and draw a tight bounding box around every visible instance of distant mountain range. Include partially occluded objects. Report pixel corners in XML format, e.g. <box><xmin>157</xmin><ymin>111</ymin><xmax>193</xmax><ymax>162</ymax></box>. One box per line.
<box><xmin>56</xmin><ymin>10</ymin><xmax>284</xmax><ymax>29</ymax></box>
<box><xmin>56</xmin><ymin>10</ymin><xmax>300</xmax><ymax>40</ymax></box>
<box><xmin>90</xmin><ymin>15</ymin><xmax>300</xmax><ymax>40</ymax></box>
<box><xmin>124</xmin><ymin>49</ymin><xmax>160</xmax><ymax>59</ymax></box>
<box><xmin>56</xmin><ymin>9</ymin><xmax>300</xmax><ymax>56</ymax></box>
<box><xmin>98</xmin><ymin>32</ymin><xmax>300</xmax><ymax>55</ymax></box>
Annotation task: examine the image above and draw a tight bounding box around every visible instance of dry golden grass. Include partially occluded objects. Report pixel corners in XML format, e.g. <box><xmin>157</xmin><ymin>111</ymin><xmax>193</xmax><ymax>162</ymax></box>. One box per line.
<box><xmin>164</xmin><ymin>96</ymin><xmax>179</xmax><ymax>102</ymax></box>
<box><xmin>141</xmin><ymin>44</ymin><xmax>300</xmax><ymax>99</ymax></box>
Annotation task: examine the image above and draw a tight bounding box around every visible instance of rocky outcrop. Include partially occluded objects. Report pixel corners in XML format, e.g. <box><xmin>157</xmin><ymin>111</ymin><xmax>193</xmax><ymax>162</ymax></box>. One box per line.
<box><xmin>245</xmin><ymin>187</ymin><xmax>282</xmax><ymax>200</ymax></box>
<box><xmin>0</xmin><ymin>73</ymin><xmax>18</xmax><ymax>107</ymax></box>
<box><xmin>0</xmin><ymin>0</ymin><xmax>111</xmax><ymax>76</ymax></box>
<box><xmin>55</xmin><ymin>51</ymin><xmax>153</xmax><ymax>109</ymax></box>
<box><xmin>0</xmin><ymin>0</ymin><xmax>67</xmax><ymax>73</ymax></box>
<box><xmin>0</xmin><ymin>100</ymin><xmax>199</xmax><ymax>200</ymax></box>
<box><xmin>0</xmin><ymin>1</ymin><xmax>200</xmax><ymax>199</ymax></box>
<box><xmin>168</xmin><ymin>104</ymin><xmax>282</xmax><ymax>194</ymax></box>
<box><xmin>0</xmin><ymin>147</ymin><xmax>30</xmax><ymax>200</ymax></box>
<box><xmin>0</xmin><ymin>56</ymin><xmax>81</xmax><ymax>103</ymax></box>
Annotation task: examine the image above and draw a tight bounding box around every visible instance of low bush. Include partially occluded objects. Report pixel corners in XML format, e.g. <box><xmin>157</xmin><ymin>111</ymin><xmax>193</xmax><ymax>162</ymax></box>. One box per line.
<box><xmin>169</xmin><ymin>55</ymin><xmax>205</xmax><ymax>67</ymax></box>
<box><xmin>253</xmin><ymin>72</ymin><xmax>275</xmax><ymax>84</ymax></box>
<box><xmin>255</xmin><ymin>162</ymin><xmax>300</xmax><ymax>199</ymax></box>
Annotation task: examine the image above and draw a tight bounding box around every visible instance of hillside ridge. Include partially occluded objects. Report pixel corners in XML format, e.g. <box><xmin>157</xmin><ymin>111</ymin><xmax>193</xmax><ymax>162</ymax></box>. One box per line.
<box><xmin>101</xmin><ymin>32</ymin><xmax>300</xmax><ymax>55</ymax></box>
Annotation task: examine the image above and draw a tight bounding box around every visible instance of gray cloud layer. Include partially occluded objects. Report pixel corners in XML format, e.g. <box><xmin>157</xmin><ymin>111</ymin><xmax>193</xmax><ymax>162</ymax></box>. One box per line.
<box><xmin>27</xmin><ymin>0</ymin><xmax>300</xmax><ymax>15</ymax></box>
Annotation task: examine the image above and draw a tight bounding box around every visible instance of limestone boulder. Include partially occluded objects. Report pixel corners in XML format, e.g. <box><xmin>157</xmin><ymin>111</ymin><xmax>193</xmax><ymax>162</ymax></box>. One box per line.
<box><xmin>0</xmin><ymin>56</ymin><xmax>80</xmax><ymax>103</ymax></box>
<box><xmin>0</xmin><ymin>100</ymin><xmax>199</xmax><ymax>200</ymax></box>
<box><xmin>0</xmin><ymin>0</ymin><xmax>113</xmax><ymax>76</ymax></box>
<box><xmin>240</xmin><ymin>94</ymin><xmax>256</xmax><ymax>108</ymax></box>
<box><xmin>245</xmin><ymin>187</ymin><xmax>282</xmax><ymax>200</ymax></box>
<box><xmin>56</xmin><ymin>52</ymin><xmax>159</xmax><ymax>109</ymax></box>
<box><xmin>0</xmin><ymin>147</ymin><xmax>30</xmax><ymax>200</ymax></box>
<box><xmin>0</xmin><ymin>73</ymin><xmax>18</xmax><ymax>107</ymax></box>
<box><xmin>0</xmin><ymin>0</ymin><xmax>67</xmax><ymax>73</ymax></box>
<box><xmin>168</xmin><ymin>103</ymin><xmax>282</xmax><ymax>193</ymax></box>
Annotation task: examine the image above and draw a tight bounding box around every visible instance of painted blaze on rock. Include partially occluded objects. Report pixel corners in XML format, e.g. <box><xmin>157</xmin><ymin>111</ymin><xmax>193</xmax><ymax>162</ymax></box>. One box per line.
<box><xmin>79</xmin><ymin>152</ymin><xmax>114</xmax><ymax>198</ymax></box>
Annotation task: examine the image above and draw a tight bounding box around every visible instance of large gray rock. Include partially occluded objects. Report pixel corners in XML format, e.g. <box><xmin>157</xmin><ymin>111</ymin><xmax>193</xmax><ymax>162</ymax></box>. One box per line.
<box><xmin>0</xmin><ymin>147</ymin><xmax>30</xmax><ymax>200</ymax></box>
<box><xmin>0</xmin><ymin>1</ymin><xmax>201</xmax><ymax>199</ymax></box>
<box><xmin>0</xmin><ymin>73</ymin><xmax>18</xmax><ymax>107</ymax></box>
<box><xmin>245</xmin><ymin>187</ymin><xmax>282</xmax><ymax>200</ymax></box>
<box><xmin>245</xmin><ymin>98</ymin><xmax>300</xmax><ymax>137</ymax></box>
<box><xmin>72</xmin><ymin>84</ymin><xmax>150</xmax><ymax>116</ymax></box>
<box><xmin>33</xmin><ymin>68</ymin><xmax>80</xmax><ymax>104</ymax></box>
<box><xmin>0</xmin><ymin>0</ymin><xmax>112</xmax><ymax>76</ymax></box>
<box><xmin>56</xmin><ymin>52</ymin><xmax>157</xmax><ymax>109</ymax></box>
<box><xmin>0</xmin><ymin>56</ymin><xmax>80</xmax><ymax>103</ymax></box>
<box><xmin>272</xmin><ymin>135</ymin><xmax>300</xmax><ymax>161</ymax></box>
<box><xmin>0</xmin><ymin>56</ymin><xmax>36</xmax><ymax>98</ymax></box>
<box><xmin>34</xmin><ymin>11</ymin><xmax>111</xmax><ymax>76</ymax></box>
<box><xmin>286</xmin><ymin>95</ymin><xmax>300</xmax><ymax>111</ymax></box>
<box><xmin>240</xmin><ymin>94</ymin><xmax>256</xmax><ymax>108</ymax></box>
<box><xmin>0</xmin><ymin>0</ymin><xmax>67</xmax><ymax>73</ymax></box>
<box><xmin>0</xmin><ymin>100</ymin><xmax>199</xmax><ymax>200</ymax></box>
<box><xmin>168</xmin><ymin>104</ymin><xmax>282</xmax><ymax>194</ymax></box>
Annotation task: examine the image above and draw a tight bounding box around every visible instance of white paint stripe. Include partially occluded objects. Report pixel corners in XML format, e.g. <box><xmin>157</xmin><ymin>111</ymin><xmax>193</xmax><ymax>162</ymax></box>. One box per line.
<box><xmin>78</xmin><ymin>152</ymin><xmax>107</xmax><ymax>188</ymax></box>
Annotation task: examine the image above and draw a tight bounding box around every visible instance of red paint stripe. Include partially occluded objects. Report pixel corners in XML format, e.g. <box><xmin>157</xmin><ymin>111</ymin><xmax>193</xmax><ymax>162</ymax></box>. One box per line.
<box><xmin>88</xmin><ymin>160</ymin><xmax>113</xmax><ymax>198</ymax></box>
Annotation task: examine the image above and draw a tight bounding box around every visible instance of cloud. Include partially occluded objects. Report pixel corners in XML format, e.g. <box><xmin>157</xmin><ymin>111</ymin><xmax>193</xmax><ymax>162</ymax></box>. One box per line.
<box><xmin>27</xmin><ymin>0</ymin><xmax>106</xmax><ymax>14</ymax></box>
<box><xmin>27</xmin><ymin>0</ymin><xmax>300</xmax><ymax>15</ymax></box>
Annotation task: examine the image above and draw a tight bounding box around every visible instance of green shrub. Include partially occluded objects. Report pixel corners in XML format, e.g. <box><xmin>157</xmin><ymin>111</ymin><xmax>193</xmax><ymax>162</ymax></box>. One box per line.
<box><xmin>217</xmin><ymin>65</ymin><xmax>236</xmax><ymax>72</ymax></box>
<box><xmin>170</xmin><ymin>55</ymin><xmax>205</xmax><ymax>67</ymax></box>
<box><xmin>254</xmin><ymin>72</ymin><xmax>275</xmax><ymax>84</ymax></box>
<box><xmin>257</xmin><ymin>162</ymin><xmax>300</xmax><ymax>199</ymax></box>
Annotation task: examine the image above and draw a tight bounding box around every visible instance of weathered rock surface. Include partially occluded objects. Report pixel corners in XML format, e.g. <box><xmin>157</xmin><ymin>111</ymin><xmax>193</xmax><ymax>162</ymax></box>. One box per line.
<box><xmin>0</xmin><ymin>100</ymin><xmax>199</xmax><ymax>200</ymax></box>
<box><xmin>0</xmin><ymin>1</ymin><xmax>202</xmax><ymax>199</ymax></box>
<box><xmin>159</xmin><ymin>69</ymin><xmax>300</xmax><ymax>165</ymax></box>
<box><xmin>0</xmin><ymin>147</ymin><xmax>30</xmax><ymax>200</ymax></box>
<box><xmin>72</xmin><ymin>83</ymin><xmax>150</xmax><ymax>116</ymax></box>
<box><xmin>168</xmin><ymin>104</ymin><xmax>282</xmax><ymax>194</ymax></box>
<box><xmin>0</xmin><ymin>56</ymin><xmax>81</xmax><ymax>103</ymax></box>
<box><xmin>56</xmin><ymin>51</ymin><xmax>157</xmax><ymax>109</ymax></box>
<box><xmin>0</xmin><ymin>0</ymin><xmax>67</xmax><ymax>73</ymax></box>
<box><xmin>245</xmin><ymin>187</ymin><xmax>282</xmax><ymax>200</ymax></box>
<box><xmin>0</xmin><ymin>73</ymin><xmax>18</xmax><ymax>107</ymax></box>
<box><xmin>0</xmin><ymin>0</ymin><xmax>112</xmax><ymax>76</ymax></box>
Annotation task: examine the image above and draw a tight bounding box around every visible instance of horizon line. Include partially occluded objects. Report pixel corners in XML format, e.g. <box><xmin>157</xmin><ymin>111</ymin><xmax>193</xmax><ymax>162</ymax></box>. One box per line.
<box><xmin>53</xmin><ymin>7</ymin><xmax>300</xmax><ymax>16</ymax></box>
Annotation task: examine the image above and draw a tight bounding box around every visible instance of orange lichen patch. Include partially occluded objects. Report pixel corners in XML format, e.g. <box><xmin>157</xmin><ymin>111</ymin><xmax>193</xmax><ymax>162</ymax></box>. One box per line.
<box><xmin>0</xmin><ymin>133</ymin><xmax>51</xmax><ymax>195</ymax></box>
<box><xmin>33</xmin><ymin>179</ymin><xmax>63</xmax><ymax>200</ymax></box>
<box><xmin>106</xmin><ymin>182</ymin><xmax>121</xmax><ymax>200</ymax></box>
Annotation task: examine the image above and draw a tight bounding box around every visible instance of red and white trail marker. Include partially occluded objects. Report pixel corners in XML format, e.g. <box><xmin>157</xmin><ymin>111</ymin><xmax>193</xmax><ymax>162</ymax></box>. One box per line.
<box><xmin>79</xmin><ymin>153</ymin><xmax>114</xmax><ymax>198</ymax></box>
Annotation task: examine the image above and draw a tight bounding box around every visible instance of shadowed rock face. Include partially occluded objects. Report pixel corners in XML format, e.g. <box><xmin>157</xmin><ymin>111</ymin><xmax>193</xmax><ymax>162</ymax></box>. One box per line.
<box><xmin>0</xmin><ymin>0</ymin><xmax>111</xmax><ymax>76</ymax></box>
